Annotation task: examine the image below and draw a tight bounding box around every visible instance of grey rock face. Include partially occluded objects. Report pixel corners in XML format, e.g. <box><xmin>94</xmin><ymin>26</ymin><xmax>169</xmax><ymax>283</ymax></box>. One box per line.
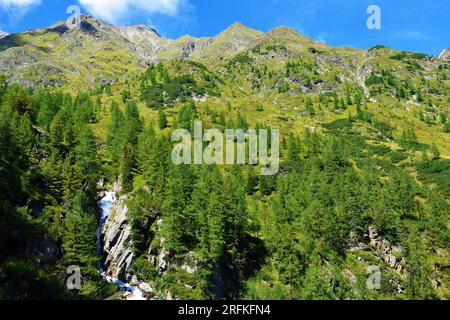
<box><xmin>102</xmin><ymin>194</ymin><xmax>135</xmax><ymax>280</ymax></box>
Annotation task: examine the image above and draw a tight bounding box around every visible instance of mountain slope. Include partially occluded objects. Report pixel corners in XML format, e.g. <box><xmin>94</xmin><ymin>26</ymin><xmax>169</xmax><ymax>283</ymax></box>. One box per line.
<box><xmin>0</xmin><ymin>15</ymin><xmax>164</xmax><ymax>90</ymax></box>
<box><xmin>1</xmin><ymin>15</ymin><xmax>447</xmax><ymax>158</ymax></box>
<box><xmin>0</xmin><ymin>15</ymin><xmax>449</xmax><ymax>301</ymax></box>
<box><xmin>188</xmin><ymin>22</ymin><xmax>265</xmax><ymax>63</ymax></box>
<box><xmin>0</xmin><ymin>16</ymin><xmax>264</xmax><ymax>89</ymax></box>
<box><xmin>0</xmin><ymin>14</ymin><xmax>448</xmax><ymax>96</ymax></box>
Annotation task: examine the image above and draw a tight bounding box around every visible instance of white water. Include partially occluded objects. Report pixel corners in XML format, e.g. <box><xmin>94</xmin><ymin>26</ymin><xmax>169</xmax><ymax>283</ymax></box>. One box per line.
<box><xmin>97</xmin><ymin>192</ymin><xmax>146</xmax><ymax>300</ymax></box>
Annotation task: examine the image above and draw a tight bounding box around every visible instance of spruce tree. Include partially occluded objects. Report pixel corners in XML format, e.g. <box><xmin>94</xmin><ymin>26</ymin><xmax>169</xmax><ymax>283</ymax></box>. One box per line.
<box><xmin>405</xmin><ymin>232</ymin><xmax>437</xmax><ymax>300</ymax></box>
<box><xmin>162</xmin><ymin>164</ymin><xmax>195</xmax><ymax>255</ymax></box>
<box><xmin>125</xmin><ymin>100</ymin><xmax>143</xmax><ymax>146</ymax></box>
<box><xmin>75</xmin><ymin>125</ymin><xmax>100</xmax><ymax>191</ymax></box>
<box><xmin>120</xmin><ymin>142</ymin><xmax>136</xmax><ymax>193</ymax></box>
<box><xmin>62</xmin><ymin>191</ymin><xmax>98</xmax><ymax>268</ymax></box>
<box><xmin>158</xmin><ymin>109</ymin><xmax>168</xmax><ymax>130</ymax></box>
<box><xmin>286</xmin><ymin>133</ymin><xmax>301</xmax><ymax>162</ymax></box>
<box><xmin>106</xmin><ymin>101</ymin><xmax>125</xmax><ymax>164</ymax></box>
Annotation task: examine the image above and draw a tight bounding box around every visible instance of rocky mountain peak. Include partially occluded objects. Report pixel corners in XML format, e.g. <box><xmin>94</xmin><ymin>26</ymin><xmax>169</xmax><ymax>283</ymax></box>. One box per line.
<box><xmin>131</xmin><ymin>24</ymin><xmax>161</xmax><ymax>37</ymax></box>
<box><xmin>77</xmin><ymin>14</ymin><xmax>116</xmax><ymax>34</ymax></box>
<box><xmin>118</xmin><ymin>23</ymin><xmax>162</xmax><ymax>41</ymax></box>
<box><xmin>207</xmin><ymin>22</ymin><xmax>264</xmax><ymax>53</ymax></box>
<box><xmin>221</xmin><ymin>21</ymin><xmax>262</xmax><ymax>35</ymax></box>
<box><xmin>45</xmin><ymin>14</ymin><xmax>112</xmax><ymax>35</ymax></box>
<box><xmin>0</xmin><ymin>31</ymin><xmax>8</xmax><ymax>39</ymax></box>
<box><xmin>228</xmin><ymin>21</ymin><xmax>245</xmax><ymax>29</ymax></box>
<box><xmin>46</xmin><ymin>14</ymin><xmax>165</xmax><ymax>51</ymax></box>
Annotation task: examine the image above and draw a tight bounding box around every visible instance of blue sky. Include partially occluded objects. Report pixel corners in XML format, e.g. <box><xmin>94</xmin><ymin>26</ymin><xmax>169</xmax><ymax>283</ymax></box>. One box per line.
<box><xmin>0</xmin><ymin>0</ymin><xmax>449</xmax><ymax>56</ymax></box>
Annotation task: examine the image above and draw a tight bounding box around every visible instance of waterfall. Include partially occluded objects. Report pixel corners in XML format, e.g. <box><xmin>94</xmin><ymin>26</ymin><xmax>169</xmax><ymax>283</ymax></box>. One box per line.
<box><xmin>97</xmin><ymin>192</ymin><xmax>146</xmax><ymax>300</ymax></box>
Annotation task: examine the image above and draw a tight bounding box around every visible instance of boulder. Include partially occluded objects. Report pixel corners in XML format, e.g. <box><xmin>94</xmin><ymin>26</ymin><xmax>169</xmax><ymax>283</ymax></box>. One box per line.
<box><xmin>139</xmin><ymin>282</ymin><xmax>155</xmax><ymax>298</ymax></box>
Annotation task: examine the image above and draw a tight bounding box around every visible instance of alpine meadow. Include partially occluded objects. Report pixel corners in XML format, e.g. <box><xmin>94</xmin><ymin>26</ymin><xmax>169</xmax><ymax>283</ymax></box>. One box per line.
<box><xmin>0</xmin><ymin>5</ymin><xmax>449</xmax><ymax>303</ymax></box>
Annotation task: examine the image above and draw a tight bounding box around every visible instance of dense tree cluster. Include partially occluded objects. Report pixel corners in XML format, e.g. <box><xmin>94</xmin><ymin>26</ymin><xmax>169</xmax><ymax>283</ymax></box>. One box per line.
<box><xmin>140</xmin><ymin>62</ymin><xmax>220</xmax><ymax>109</ymax></box>
<box><xmin>0</xmin><ymin>78</ymin><xmax>114</xmax><ymax>299</ymax></box>
<box><xmin>0</xmin><ymin>45</ymin><xmax>448</xmax><ymax>302</ymax></box>
<box><xmin>114</xmin><ymin>98</ymin><xmax>449</xmax><ymax>300</ymax></box>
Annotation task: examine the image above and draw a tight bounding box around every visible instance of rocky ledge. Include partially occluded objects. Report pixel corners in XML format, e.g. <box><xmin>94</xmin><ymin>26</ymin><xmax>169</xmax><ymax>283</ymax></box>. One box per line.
<box><xmin>101</xmin><ymin>185</ymin><xmax>135</xmax><ymax>281</ymax></box>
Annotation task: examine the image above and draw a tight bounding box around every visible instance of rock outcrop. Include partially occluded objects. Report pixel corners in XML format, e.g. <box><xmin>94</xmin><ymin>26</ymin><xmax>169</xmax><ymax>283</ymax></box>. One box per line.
<box><xmin>368</xmin><ymin>226</ymin><xmax>406</xmax><ymax>276</ymax></box>
<box><xmin>438</xmin><ymin>48</ymin><xmax>450</xmax><ymax>60</ymax></box>
<box><xmin>138</xmin><ymin>282</ymin><xmax>156</xmax><ymax>299</ymax></box>
<box><xmin>101</xmin><ymin>191</ymin><xmax>135</xmax><ymax>280</ymax></box>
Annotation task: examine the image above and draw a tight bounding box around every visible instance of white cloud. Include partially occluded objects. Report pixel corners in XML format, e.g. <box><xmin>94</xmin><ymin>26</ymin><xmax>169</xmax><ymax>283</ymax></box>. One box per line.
<box><xmin>393</xmin><ymin>30</ymin><xmax>434</xmax><ymax>41</ymax></box>
<box><xmin>0</xmin><ymin>0</ymin><xmax>39</xmax><ymax>6</ymax></box>
<box><xmin>0</xmin><ymin>0</ymin><xmax>41</xmax><ymax>21</ymax></box>
<box><xmin>78</xmin><ymin>0</ymin><xmax>186</xmax><ymax>23</ymax></box>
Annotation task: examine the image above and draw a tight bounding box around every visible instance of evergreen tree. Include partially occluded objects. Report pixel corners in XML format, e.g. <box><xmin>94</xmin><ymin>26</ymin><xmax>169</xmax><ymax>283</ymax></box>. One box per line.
<box><xmin>162</xmin><ymin>164</ymin><xmax>195</xmax><ymax>255</ymax></box>
<box><xmin>189</xmin><ymin>165</ymin><xmax>225</xmax><ymax>263</ymax></box>
<box><xmin>141</xmin><ymin>135</ymin><xmax>171</xmax><ymax>207</ymax></box>
<box><xmin>222</xmin><ymin>166</ymin><xmax>248</xmax><ymax>267</ymax></box>
<box><xmin>120</xmin><ymin>142</ymin><xmax>136</xmax><ymax>193</ymax></box>
<box><xmin>4</xmin><ymin>84</ymin><xmax>33</xmax><ymax>116</ymax></box>
<box><xmin>0</xmin><ymin>73</ymin><xmax>7</xmax><ymax>99</ymax></box>
<box><xmin>75</xmin><ymin>125</ymin><xmax>100</xmax><ymax>192</ymax></box>
<box><xmin>246</xmin><ymin>165</ymin><xmax>259</xmax><ymax>195</ymax></box>
<box><xmin>125</xmin><ymin>100</ymin><xmax>143</xmax><ymax>146</ymax></box>
<box><xmin>62</xmin><ymin>156</ymin><xmax>84</xmax><ymax>204</ymax></box>
<box><xmin>63</xmin><ymin>192</ymin><xmax>98</xmax><ymax>266</ymax></box>
<box><xmin>300</xmin><ymin>258</ymin><xmax>334</xmax><ymax>300</ymax></box>
<box><xmin>430</xmin><ymin>143</ymin><xmax>440</xmax><ymax>160</ymax></box>
<box><xmin>405</xmin><ymin>232</ymin><xmax>437</xmax><ymax>300</ymax></box>
<box><xmin>158</xmin><ymin>109</ymin><xmax>168</xmax><ymax>130</ymax></box>
<box><xmin>286</xmin><ymin>133</ymin><xmax>301</xmax><ymax>162</ymax></box>
<box><xmin>15</xmin><ymin>113</ymin><xmax>35</xmax><ymax>165</ymax></box>
<box><xmin>106</xmin><ymin>102</ymin><xmax>125</xmax><ymax>165</ymax></box>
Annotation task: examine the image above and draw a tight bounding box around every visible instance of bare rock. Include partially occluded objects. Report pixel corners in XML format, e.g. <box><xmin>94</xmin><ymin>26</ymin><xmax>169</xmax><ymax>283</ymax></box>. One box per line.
<box><xmin>368</xmin><ymin>226</ymin><xmax>406</xmax><ymax>276</ymax></box>
<box><xmin>139</xmin><ymin>282</ymin><xmax>155</xmax><ymax>298</ymax></box>
<box><xmin>181</xmin><ymin>252</ymin><xmax>198</xmax><ymax>274</ymax></box>
<box><xmin>102</xmin><ymin>195</ymin><xmax>135</xmax><ymax>280</ymax></box>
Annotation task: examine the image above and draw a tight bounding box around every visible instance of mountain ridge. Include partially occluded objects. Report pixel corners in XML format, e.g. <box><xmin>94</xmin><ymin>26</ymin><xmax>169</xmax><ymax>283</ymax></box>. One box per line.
<box><xmin>0</xmin><ymin>14</ymin><xmax>448</xmax><ymax>91</ymax></box>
